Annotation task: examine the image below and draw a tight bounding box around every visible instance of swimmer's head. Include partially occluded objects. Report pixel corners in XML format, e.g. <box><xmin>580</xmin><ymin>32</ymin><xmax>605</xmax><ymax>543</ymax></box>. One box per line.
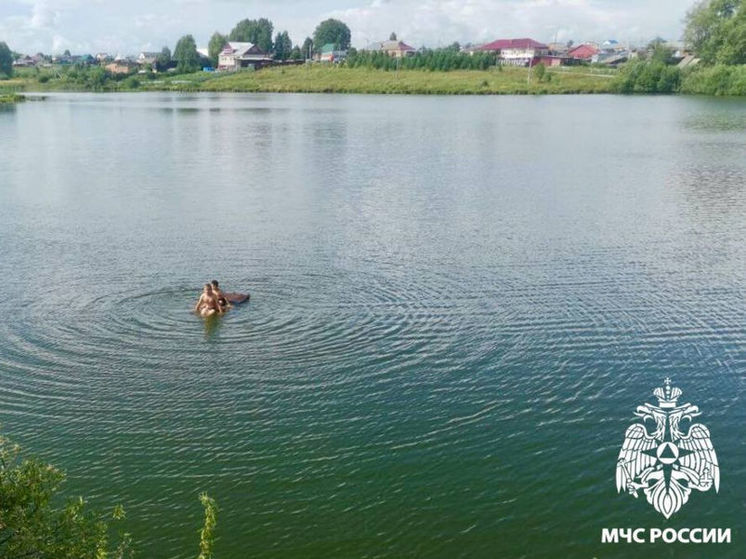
<box><xmin>204</xmin><ymin>283</ymin><xmax>212</xmax><ymax>293</ymax></box>
<box><xmin>211</xmin><ymin>280</ymin><xmax>219</xmax><ymax>289</ymax></box>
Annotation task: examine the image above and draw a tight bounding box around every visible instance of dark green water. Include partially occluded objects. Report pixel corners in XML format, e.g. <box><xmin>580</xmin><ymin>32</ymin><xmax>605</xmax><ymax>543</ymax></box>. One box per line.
<box><xmin>0</xmin><ymin>93</ymin><xmax>745</xmax><ymax>558</ymax></box>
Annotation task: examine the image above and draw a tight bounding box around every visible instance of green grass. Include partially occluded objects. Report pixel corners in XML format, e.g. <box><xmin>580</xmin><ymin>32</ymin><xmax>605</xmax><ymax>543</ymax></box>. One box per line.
<box><xmin>145</xmin><ymin>65</ymin><xmax>615</xmax><ymax>95</ymax></box>
<box><xmin>6</xmin><ymin>64</ymin><xmax>616</xmax><ymax>95</ymax></box>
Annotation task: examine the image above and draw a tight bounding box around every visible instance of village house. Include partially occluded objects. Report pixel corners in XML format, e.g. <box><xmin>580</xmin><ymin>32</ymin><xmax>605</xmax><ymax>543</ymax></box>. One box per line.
<box><xmin>105</xmin><ymin>60</ymin><xmax>134</xmax><ymax>74</ymax></box>
<box><xmin>218</xmin><ymin>42</ymin><xmax>272</xmax><ymax>71</ymax></box>
<box><xmin>137</xmin><ymin>51</ymin><xmax>159</xmax><ymax>67</ymax></box>
<box><xmin>317</xmin><ymin>43</ymin><xmax>347</xmax><ymax>63</ymax></box>
<box><xmin>366</xmin><ymin>39</ymin><xmax>416</xmax><ymax>58</ymax></box>
<box><xmin>477</xmin><ymin>38</ymin><xmax>549</xmax><ymax>66</ymax></box>
<box><xmin>567</xmin><ymin>43</ymin><xmax>599</xmax><ymax>61</ymax></box>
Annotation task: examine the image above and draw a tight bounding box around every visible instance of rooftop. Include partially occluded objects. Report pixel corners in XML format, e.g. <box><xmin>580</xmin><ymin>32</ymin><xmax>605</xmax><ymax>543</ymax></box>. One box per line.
<box><xmin>478</xmin><ymin>38</ymin><xmax>548</xmax><ymax>51</ymax></box>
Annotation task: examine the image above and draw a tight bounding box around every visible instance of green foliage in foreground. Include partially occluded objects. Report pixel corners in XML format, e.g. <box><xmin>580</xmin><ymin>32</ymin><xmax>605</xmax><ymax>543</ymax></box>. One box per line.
<box><xmin>0</xmin><ymin>431</ymin><xmax>219</xmax><ymax>558</ymax></box>
<box><xmin>0</xmin><ymin>432</ymin><xmax>131</xmax><ymax>558</ymax></box>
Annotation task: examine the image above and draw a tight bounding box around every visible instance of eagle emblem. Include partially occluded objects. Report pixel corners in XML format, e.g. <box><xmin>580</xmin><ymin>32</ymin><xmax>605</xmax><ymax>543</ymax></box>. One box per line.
<box><xmin>616</xmin><ymin>378</ymin><xmax>719</xmax><ymax>518</ymax></box>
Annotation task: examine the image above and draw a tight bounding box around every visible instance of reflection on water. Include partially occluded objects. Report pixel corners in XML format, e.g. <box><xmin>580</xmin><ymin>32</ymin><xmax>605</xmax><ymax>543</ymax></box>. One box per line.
<box><xmin>202</xmin><ymin>313</ymin><xmax>223</xmax><ymax>340</ymax></box>
<box><xmin>0</xmin><ymin>93</ymin><xmax>745</xmax><ymax>559</ymax></box>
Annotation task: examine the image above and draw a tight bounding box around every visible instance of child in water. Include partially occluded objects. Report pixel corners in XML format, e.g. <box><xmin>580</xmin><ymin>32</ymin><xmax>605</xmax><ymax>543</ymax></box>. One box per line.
<box><xmin>194</xmin><ymin>284</ymin><xmax>223</xmax><ymax>317</ymax></box>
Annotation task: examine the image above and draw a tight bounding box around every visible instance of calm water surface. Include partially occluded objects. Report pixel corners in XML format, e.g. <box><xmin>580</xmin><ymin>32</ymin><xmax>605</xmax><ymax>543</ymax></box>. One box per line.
<box><xmin>1</xmin><ymin>92</ymin><xmax>745</xmax><ymax>558</ymax></box>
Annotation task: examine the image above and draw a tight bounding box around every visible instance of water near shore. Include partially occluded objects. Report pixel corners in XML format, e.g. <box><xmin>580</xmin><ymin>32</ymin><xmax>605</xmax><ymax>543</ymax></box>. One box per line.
<box><xmin>0</xmin><ymin>93</ymin><xmax>745</xmax><ymax>558</ymax></box>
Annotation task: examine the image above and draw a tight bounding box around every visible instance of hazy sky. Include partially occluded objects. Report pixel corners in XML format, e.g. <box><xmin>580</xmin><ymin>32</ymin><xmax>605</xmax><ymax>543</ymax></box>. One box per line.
<box><xmin>1</xmin><ymin>0</ymin><xmax>694</xmax><ymax>55</ymax></box>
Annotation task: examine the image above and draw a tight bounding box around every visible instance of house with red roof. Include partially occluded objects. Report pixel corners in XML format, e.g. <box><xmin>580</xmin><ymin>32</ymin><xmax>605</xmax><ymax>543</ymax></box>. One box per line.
<box><xmin>567</xmin><ymin>44</ymin><xmax>599</xmax><ymax>61</ymax></box>
<box><xmin>477</xmin><ymin>38</ymin><xmax>549</xmax><ymax>66</ymax></box>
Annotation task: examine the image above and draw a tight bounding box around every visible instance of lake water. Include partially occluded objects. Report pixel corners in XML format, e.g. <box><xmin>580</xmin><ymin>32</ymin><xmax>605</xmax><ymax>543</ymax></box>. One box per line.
<box><xmin>1</xmin><ymin>92</ymin><xmax>745</xmax><ymax>558</ymax></box>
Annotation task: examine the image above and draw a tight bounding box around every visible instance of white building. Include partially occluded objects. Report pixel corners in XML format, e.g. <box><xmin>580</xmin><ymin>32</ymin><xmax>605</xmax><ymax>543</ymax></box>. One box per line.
<box><xmin>218</xmin><ymin>42</ymin><xmax>271</xmax><ymax>71</ymax></box>
<box><xmin>477</xmin><ymin>38</ymin><xmax>549</xmax><ymax>66</ymax></box>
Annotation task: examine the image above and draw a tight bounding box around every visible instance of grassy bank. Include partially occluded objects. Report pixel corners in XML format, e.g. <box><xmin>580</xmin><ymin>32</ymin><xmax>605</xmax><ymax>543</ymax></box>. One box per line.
<box><xmin>149</xmin><ymin>65</ymin><xmax>616</xmax><ymax>95</ymax></box>
<box><xmin>10</xmin><ymin>64</ymin><xmax>616</xmax><ymax>95</ymax></box>
<box><xmin>8</xmin><ymin>63</ymin><xmax>746</xmax><ymax>97</ymax></box>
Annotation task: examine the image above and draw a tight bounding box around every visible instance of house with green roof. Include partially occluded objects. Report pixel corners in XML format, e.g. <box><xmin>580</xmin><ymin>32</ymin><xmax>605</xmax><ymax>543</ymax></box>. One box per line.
<box><xmin>318</xmin><ymin>43</ymin><xmax>347</xmax><ymax>63</ymax></box>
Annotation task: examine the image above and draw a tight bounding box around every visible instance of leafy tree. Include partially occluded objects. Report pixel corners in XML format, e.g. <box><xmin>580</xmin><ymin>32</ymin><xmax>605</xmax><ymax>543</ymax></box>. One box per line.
<box><xmin>208</xmin><ymin>32</ymin><xmax>227</xmax><ymax>67</ymax></box>
<box><xmin>0</xmin><ymin>432</ymin><xmax>131</xmax><ymax>558</ymax></box>
<box><xmin>313</xmin><ymin>18</ymin><xmax>351</xmax><ymax>51</ymax></box>
<box><xmin>680</xmin><ymin>63</ymin><xmax>746</xmax><ymax>94</ymax></box>
<box><xmin>534</xmin><ymin>62</ymin><xmax>546</xmax><ymax>81</ymax></box>
<box><xmin>389</xmin><ymin>32</ymin><xmax>397</xmax><ymax>41</ymax></box>
<box><xmin>289</xmin><ymin>45</ymin><xmax>302</xmax><ymax>60</ymax></box>
<box><xmin>63</xmin><ymin>49</ymin><xmax>71</xmax><ymax>57</ymax></box>
<box><xmin>273</xmin><ymin>30</ymin><xmax>292</xmax><ymax>61</ymax></box>
<box><xmin>1</xmin><ymin>430</ymin><xmax>220</xmax><ymax>559</ymax></box>
<box><xmin>0</xmin><ymin>41</ymin><xmax>13</xmax><ymax>77</ymax></box>
<box><xmin>650</xmin><ymin>43</ymin><xmax>676</xmax><ymax>64</ymax></box>
<box><xmin>174</xmin><ymin>34</ymin><xmax>200</xmax><ymax>73</ymax></box>
<box><xmin>156</xmin><ymin>46</ymin><xmax>172</xmax><ymax>72</ymax></box>
<box><xmin>446</xmin><ymin>41</ymin><xmax>461</xmax><ymax>52</ymax></box>
<box><xmin>685</xmin><ymin>0</ymin><xmax>746</xmax><ymax>64</ymax></box>
<box><xmin>301</xmin><ymin>36</ymin><xmax>314</xmax><ymax>59</ymax></box>
<box><xmin>229</xmin><ymin>18</ymin><xmax>274</xmax><ymax>52</ymax></box>
<box><xmin>613</xmin><ymin>59</ymin><xmax>681</xmax><ymax>93</ymax></box>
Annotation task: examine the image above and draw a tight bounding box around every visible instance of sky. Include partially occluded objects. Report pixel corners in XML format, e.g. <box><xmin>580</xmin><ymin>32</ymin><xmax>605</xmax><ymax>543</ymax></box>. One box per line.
<box><xmin>0</xmin><ymin>0</ymin><xmax>694</xmax><ymax>55</ymax></box>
